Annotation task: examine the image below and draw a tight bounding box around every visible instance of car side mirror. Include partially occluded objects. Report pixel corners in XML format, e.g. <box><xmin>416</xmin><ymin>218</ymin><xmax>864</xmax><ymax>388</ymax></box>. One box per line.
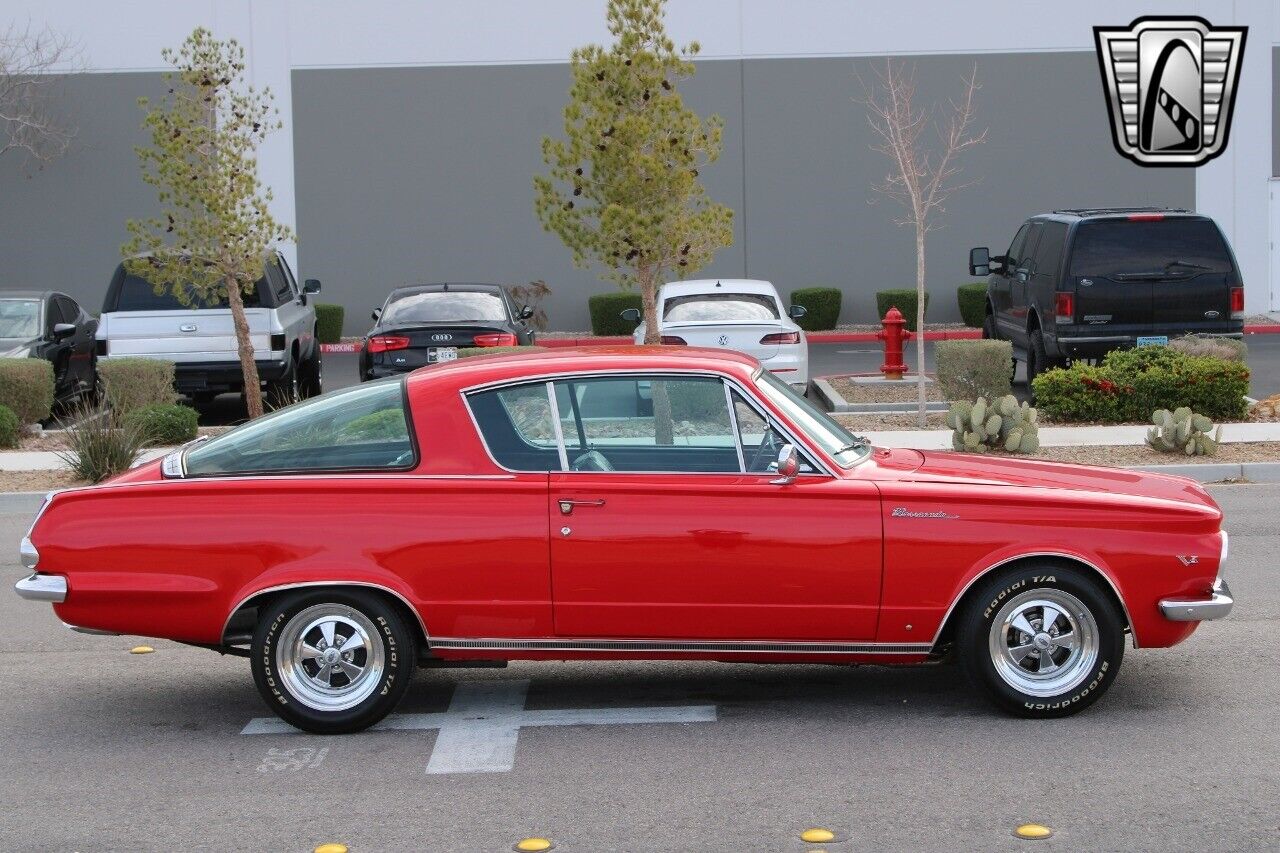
<box><xmin>620</xmin><ymin>308</ymin><xmax>641</xmax><ymax>324</ymax></box>
<box><xmin>788</xmin><ymin>304</ymin><xmax>808</xmax><ymax>319</ymax></box>
<box><xmin>371</xmin><ymin>308</ymin><xmax>382</xmax><ymax>321</ymax></box>
<box><xmin>770</xmin><ymin>443</ymin><xmax>799</xmax><ymax>485</ymax></box>
<box><xmin>51</xmin><ymin>323</ymin><xmax>76</xmax><ymax>341</ymax></box>
<box><xmin>304</xmin><ymin>279</ymin><xmax>322</xmax><ymax>295</ymax></box>
<box><xmin>518</xmin><ymin>305</ymin><xmax>535</xmax><ymax>320</ymax></box>
<box><xmin>969</xmin><ymin>247</ymin><xmax>991</xmax><ymax>277</ymax></box>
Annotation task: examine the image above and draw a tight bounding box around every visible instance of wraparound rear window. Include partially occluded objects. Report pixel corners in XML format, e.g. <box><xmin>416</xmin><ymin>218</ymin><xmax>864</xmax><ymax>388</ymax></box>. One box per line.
<box><xmin>184</xmin><ymin>379</ymin><xmax>416</xmax><ymax>476</ymax></box>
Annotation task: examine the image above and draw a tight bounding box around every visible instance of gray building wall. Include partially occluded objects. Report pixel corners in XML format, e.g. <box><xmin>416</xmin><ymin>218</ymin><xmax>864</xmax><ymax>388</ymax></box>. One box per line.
<box><xmin>0</xmin><ymin>52</ymin><xmax>1193</xmax><ymax>332</ymax></box>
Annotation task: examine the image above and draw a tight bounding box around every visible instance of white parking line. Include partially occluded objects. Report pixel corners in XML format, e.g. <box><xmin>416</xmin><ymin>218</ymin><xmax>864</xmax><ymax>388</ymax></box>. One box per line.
<box><xmin>241</xmin><ymin>679</ymin><xmax>717</xmax><ymax>774</ymax></box>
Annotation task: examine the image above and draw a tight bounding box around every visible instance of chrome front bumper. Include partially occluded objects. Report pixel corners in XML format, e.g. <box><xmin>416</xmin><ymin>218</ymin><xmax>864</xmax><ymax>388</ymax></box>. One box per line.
<box><xmin>14</xmin><ymin>573</ymin><xmax>66</xmax><ymax>603</ymax></box>
<box><xmin>1159</xmin><ymin>577</ymin><xmax>1233</xmax><ymax>622</ymax></box>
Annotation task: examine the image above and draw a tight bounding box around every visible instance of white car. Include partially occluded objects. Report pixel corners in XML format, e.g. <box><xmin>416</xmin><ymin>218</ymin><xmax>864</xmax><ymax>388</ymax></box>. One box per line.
<box><xmin>627</xmin><ymin>279</ymin><xmax>809</xmax><ymax>387</ymax></box>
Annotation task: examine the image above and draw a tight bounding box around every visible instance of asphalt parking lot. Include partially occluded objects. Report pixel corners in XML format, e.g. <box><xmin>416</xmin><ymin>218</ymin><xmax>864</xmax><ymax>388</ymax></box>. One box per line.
<box><xmin>1</xmin><ymin>486</ymin><xmax>1276</xmax><ymax>852</ymax></box>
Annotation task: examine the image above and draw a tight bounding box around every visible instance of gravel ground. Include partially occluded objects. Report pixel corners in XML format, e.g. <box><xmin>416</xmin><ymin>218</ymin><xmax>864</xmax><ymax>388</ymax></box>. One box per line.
<box><xmin>1004</xmin><ymin>441</ymin><xmax>1280</xmax><ymax>467</ymax></box>
<box><xmin>826</xmin><ymin>376</ymin><xmax>944</xmax><ymax>403</ymax></box>
<box><xmin>0</xmin><ymin>470</ymin><xmax>86</xmax><ymax>492</ymax></box>
<box><xmin>835</xmin><ymin>412</ymin><xmax>951</xmax><ymax>431</ymax></box>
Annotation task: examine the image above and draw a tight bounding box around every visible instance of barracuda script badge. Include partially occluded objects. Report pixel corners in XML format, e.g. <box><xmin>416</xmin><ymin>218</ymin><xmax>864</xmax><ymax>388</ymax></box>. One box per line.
<box><xmin>1094</xmin><ymin>16</ymin><xmax>1246</xmax><ymax>166</ymax></box>
<box><xmin>891</xmin><ymin>507</ymin><xmax>959</xmax><ymax>519</ymax></box>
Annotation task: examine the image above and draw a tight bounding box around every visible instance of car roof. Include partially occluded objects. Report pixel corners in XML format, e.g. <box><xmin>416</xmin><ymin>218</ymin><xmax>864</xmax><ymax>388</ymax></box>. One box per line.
<box><xmin>406</xmin><ymin>345</ymin><xmax>760</xmax><ymax>393</ymax></box>
<box><xmin>1033</xmin><ymin>207</ymin><xmax>1207</xmax><ymax>225</ymax></box>
<box><xmin>658</xmin><ymin>279</ymin><xmax>779</xmax><ymax>299</ymax></box>
<box><xmin>389</xmin><ymin>283</ymin><xmax>506</xmax><ymax>299</ymax></box>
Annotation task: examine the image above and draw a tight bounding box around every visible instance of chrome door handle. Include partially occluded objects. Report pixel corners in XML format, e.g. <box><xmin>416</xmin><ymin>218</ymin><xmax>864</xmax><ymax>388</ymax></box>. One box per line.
<box><xmin>558</xmin><ymin>498</ymin><xmax>606</xmax><ymax>515</ymax></box>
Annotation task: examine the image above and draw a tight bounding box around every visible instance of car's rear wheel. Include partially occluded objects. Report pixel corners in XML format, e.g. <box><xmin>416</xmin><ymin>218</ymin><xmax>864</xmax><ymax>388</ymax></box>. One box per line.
<box><xmin>959</xmin><ymin>565</ymin><xmax>1124</xmax><ymax>718</ymax></box>
<box><xmin>300</xmin><ymin>349</ymin><xmax>323</xmax><ymax>398</ymax></box>
<box><xmin>267</xmin><ymin>359</ymin><xmax>300</xmax><ymax>407</ymax></box>
<box><xmin>251</xmin><ymin>589</ymin><xmax>414</xmax><ymax>734</ymax></box>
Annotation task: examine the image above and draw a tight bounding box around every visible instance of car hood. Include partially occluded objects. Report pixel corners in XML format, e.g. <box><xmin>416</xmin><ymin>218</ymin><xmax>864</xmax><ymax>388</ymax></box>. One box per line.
<box><xmin>905</xmin><ymin>450</ymin><xmax>1220</xmax><ymax>514</ymax></box>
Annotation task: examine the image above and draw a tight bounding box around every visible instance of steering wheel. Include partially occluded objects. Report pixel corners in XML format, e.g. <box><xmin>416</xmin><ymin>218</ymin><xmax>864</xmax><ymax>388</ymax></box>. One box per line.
<box><xmin>746</xmin><ymin>427</ymin><xmax>782</xmax><ymax>473</ymax></box>
<box><xmin>571</xmin><ymin>450</ymin><xmax>614</xmax><ymax>472</ymax></box>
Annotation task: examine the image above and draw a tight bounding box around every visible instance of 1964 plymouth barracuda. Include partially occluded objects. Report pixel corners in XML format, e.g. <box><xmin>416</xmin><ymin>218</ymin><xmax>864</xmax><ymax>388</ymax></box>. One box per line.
<box><xmin>14</xmin><ymin>347</ymin><xmax>1232</xmax><ymax>733</ymax></box>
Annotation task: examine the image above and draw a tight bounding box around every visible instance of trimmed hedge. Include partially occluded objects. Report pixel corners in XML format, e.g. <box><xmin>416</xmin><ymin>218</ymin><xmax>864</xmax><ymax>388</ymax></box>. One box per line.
<box><xmin>875</xmin><ymin>289</ymin><xmax>930</xmax><ymax>331</ymax></box>
<box><xmin>956</xmin><ymin>282</ymin><xmax>988</xmax><ymax>328</ymax></box>
<box><xmin>790</xmin><ymin>287</ymin><xmax>841</xmax><ymax>331</ymax></box>
<box><xmin>935</xmin><ymin>340</ymin><xmax>1013</xmax><ymax>402</ymax></box>
<box><xmin>456</xmin><ymin>346</ymin><xmax>543</xmax><ymax>359</ymax></box>
<box><xmin>0</xmin><ymin>358</ymin><xmax>54</xmax><ymax>424</ymax></box>
<box><xmin>0</xmin><ymin>404</ymin><xmax>19</xmax><ymax>448</ymax></box>
<box><xmin>123</xmin><ymin>404</ymin><xmax>199</xmax><ymax>446</ymax></box>
<box><xmin>99</xmin><ymin>358</ymin><xmax>177</xmax><ymax>414</ymax></box>
<box><xmin>314</xmin><ymin>303</ymin><xmax>345</xmax><ymax>343</ymax></box>
<box><xmin>588</xmin><ymin>292</ymin><xmax>643</xmax><ymax>336</ymax></box>
<box><xmin>1032</xmin><ymin>345</ymin><xmax>1250</xmax><ymax>423</ymax></box>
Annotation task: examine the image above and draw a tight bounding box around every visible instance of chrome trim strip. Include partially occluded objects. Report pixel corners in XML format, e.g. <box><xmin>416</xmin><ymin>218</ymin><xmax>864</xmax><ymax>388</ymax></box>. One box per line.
<box><xmin>929</xmin><ymin>551</ymin><xmax>1139</xmax><ymax>649</ymax></box>
<box><xmin>1160</xmin><ymin>577</ymin><xmax>1233</xmax><ymax>621</ymax></box>
<box><xmin>19</xmin><ymin>536</ymin><xmax>39</xmax><ymax>570</ymax></box>
<box><xmin>1219</xmin><ymin>530</ymin><xmax>1229</xmax><ymax>579</ymax></box>
<box><xmin>64</xmin><ymin>623</ymin><xmax>121</xmax><ymax>636</ymax></box>
<box><xmin>724</xmin><ymin>379</ymin><xmax>747</xmax><ymax>473</ymax></box>
<box><xmin>220</xmin><ymin>581</ymin><xmax>430</xmax><ymax>643</ymax></box>
<box><xmin>14</xmin><ymin>573</ymin><xmax>67</xmax><ymax>603</ymax></box>
<box><xmin>429</xmin><ymin>636</ymin><xmax>932</xmax><ymax>655</ymax></box>
<box><xmin>546</xmin><ymin>380</ymin><xmax>569</xmax><ymax>471</ymax></box>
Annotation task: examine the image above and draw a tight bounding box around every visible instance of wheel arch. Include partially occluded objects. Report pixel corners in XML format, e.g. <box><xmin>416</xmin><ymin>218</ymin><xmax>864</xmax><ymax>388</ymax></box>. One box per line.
<box><xmin>221</xmin><ymin>581</ymin><xmax>430</xmax><ymax>651</ymax></box>
<box><xmin>931</xmin><ymin>552</ymin><xmax>1136</xmax><ymax>652</ymax></box>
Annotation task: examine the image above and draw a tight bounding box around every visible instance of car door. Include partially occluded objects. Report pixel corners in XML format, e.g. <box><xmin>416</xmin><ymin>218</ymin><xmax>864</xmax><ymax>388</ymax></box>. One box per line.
<box><xmin>991</xmin><ymin>223</ymin><xmax>1028</xmax><ymax>338</ymax></box>
<box><xmin>43</xmin><ymin>296</ymin><xmax>76</xmax><ymax>397</ymax></box>
<box><xmin>1007</xmin><ymin>222</ymin><xmax>1042</xmax><ymax>348</ymax></box>
<box><xmin>545</xmin><ymin>373</ymin><xmax>883</xmax><ymax>642</ymax></box>
<box><xmin>55</xmin><ymin>296</ymin><xmax>95</xmax><ymax>390</ymax></box>
<box><xmin>269</xmin><ymin>255</ymin><xmax>307</xmax><ymax>358</ymax></box>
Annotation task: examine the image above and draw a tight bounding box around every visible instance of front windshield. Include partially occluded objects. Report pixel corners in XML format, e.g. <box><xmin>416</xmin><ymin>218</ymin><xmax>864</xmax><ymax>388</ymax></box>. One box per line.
<box><xmin>753</xmin><ymin>369</ymin><xmax>869</xmax><ymax>468</ymax></box>
<box><xmin>184</xmin><ymin>379</ymin><xmax>415</xmax><ymax>475</ymax></box>
<box><xmin>0</xmin><ymin>299</ymin><xmax>41</xmax><ymax>339</ymax></box>
<box><xmin>383</xmin><ymin>291</ymin><xmax>508</xmax><ymax>325</ymax></box>
<box><xmin>663</xmin><ymin>293</ymin><xmax>780</xmax><ymax>323</ymax></box>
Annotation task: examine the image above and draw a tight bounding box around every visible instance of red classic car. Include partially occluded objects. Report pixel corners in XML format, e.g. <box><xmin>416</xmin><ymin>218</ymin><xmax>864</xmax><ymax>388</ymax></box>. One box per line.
<box><xmin>14</xmin><ymin>347</ymin><xmax>1232</xmax><ymax>733</ymax></box>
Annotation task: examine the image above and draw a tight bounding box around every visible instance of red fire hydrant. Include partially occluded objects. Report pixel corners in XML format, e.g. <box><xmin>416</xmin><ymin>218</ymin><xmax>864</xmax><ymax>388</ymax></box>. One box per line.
<box><xmin>876</xmin><ymin>306</ymin><xmax>913</xmax><ymax>380</ymax></box>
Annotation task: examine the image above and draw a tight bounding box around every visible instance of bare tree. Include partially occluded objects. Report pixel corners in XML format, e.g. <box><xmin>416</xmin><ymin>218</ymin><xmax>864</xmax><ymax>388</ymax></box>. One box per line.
<box><xmin>859</xmin><ymin>59</ymin><xmax>985</xmax><ymax>426</ymax></box>
<box><xmin>0</xmin><ymin>23</ymin><xmax>77</xmax><ymax>166</ymax></box>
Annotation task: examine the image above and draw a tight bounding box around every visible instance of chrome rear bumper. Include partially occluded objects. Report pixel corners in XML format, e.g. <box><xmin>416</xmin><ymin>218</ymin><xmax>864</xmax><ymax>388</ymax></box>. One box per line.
<box><xmin>14</xmin><ymin>573</ymin><xmax>66</xmax><ymax>603</ymax></box>
<box><xmin>1159</xmin><ymin>577</ymin><xmax>1233</xmax><ymax>621</ymax></box>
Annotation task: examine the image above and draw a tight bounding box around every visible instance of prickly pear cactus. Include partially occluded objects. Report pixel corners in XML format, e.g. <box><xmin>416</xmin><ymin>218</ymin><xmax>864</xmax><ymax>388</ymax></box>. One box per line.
<box><xmin>1146</xmin><ymin>407</ymin><xmax>1221</xmax><ymax>456</ymax></box>
<box><xmin>946</xmin><ymin>394</ymin><xmax>1040</xmax><ymax>455</ymax></box>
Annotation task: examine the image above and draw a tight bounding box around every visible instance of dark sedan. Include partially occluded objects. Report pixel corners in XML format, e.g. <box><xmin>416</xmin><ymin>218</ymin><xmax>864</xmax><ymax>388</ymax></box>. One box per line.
<box><xmin>0</xmin><ymin>290</ymin><xmax>98</xmax><ymax>406</ymax></box>
<box><xmin>359</xmin><ymin>283</ymin><xmax>535</xmax><ymax>381</ymax></box>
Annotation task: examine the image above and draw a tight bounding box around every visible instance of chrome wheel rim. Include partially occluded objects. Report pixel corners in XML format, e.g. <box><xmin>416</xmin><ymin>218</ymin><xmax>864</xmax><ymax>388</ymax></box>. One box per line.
<box><xmin>277</xmin><ymin>604</ymin><xmax>384</xmax><ymax>712</ymax></box>
<box><xmin>988</xmin><ymin>589</ymin><xmax>1098</xmax><ymax>697</ymax></box>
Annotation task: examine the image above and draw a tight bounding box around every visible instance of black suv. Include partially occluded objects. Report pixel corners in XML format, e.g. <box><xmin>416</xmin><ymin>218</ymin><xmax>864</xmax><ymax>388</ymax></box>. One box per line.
<box><xmin>968</xmin><ymin>208</ymin><xmax>1245</xmax><ymax>382</ymax></box>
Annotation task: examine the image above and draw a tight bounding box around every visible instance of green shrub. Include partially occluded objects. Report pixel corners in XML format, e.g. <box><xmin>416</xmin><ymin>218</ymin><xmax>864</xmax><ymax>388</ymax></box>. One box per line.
<box><xmin>1146</xmin><ymin>407</ymin><xmax>1221</xmax><ymax>456</ymax></box>
<box><xmin>935</xmin><ymin>340</ymin><xmax>1013</xmax><ymax>402</ymax></box>
<box><xmin>55</xmin><ymin>402</ymin><xmax>148</xmax><ymax>483</ymax></box>
<box><xmin>956</xmin><ymin>283</ymin><xmax>988</xmax><ymax>328</ymax></box>
<box><xmin>0</xmin><ymin>404</ymin><xmax>19</xmax><ymax>448</ymax></box>
<box><xmin>790</xmin><ymin>287</ymin><xmax>841</xmax><ymax>331</ymax></box>
<box><xmin>123</xmin><ymin>404</ymin><xmax>198</xmax><ymax>446</ymax></box>
<box><xmin>1032</xmin><ymin>346</ymin><xmax>1250</xmax><ymax>423</ymax></box>
<box><xmin>0</xmin><ymin>358</ymin><xmax>54</xmax><ymax>424</ymax></box>
<box><xmin>1168</xmin><ymin>333</ymin><xmax>1247</xmax><ymax>362</ymax></box>
<box><xmin>99</xmin><ymin>358</ymin><xmax>176</xmax><ymax>414</ymax></box>
<box><xmin>340</xmin><ymin>408</ymin><xmax>408</xmax><ymax>441</ymax></box>
<box><xmin>588</xmin><ymin>292</ymin><xmax>643</xmax><ymax>336</ymax></box>
<box><xmin>314</xmin><ymin>303</ymin><xmax>345</xmax><ymax>343</ymax></box>
<box><xmin>875</xmin><ymin>289</ymin><xmax>930</xmax><ymax>331</ymax></box>
<box><xmin>456</xmin><ymin>346</ymin><xmax>542</xmax><ymax>359</ymax></box>
<box><xmin>946</xmin><ymin>395</ymin><xmax>1040</xmax><ymax>454</ymax></box>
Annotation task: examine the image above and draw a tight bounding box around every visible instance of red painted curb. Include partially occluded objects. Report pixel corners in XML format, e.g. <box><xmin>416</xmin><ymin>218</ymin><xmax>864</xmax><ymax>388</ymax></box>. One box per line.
<box><xmin>1245</xmin><ymin>324</ymin><xmax>1280</xmax><ymax>334</ymax></box>
<box><xmin>538</xmin><ymin>336</ymin><xmax>633</xmax><ymax>348</ymax></box>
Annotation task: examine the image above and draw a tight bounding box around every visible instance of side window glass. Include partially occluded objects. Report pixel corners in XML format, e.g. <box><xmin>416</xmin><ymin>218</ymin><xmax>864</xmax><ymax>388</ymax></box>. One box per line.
<box><xmin>55</xmin><ymin>298</ymin><xmax>77</xmax><ymax>324</ymax></box>
<box><xmin>552</xmin><ymin>376</ymin><xmax>740</xmax><ymax>473</ymax></box>
<box><xmin>1018</xmin><ymin>225</ymin><xmax>1043</xmax><ymax>272</ymax></box>
<box><xmin>269</xmin><ymin>262</ymin><xmax>292</xmax><ymax>302</ymax></box>
<box><xmin>731</xmin><ymin>391</ymin><xmax>816</xmax><ymax>474</ymax></box>
<box><xmin>278</xmin><ymin>256</ymin><xmax>300</xmax><ymax>295</ymax></box>
<box><xmin>1031</xmin><ymin>223</ymin><xmax>1066</xmax><ymax>280</ymax></box>
<box><xmin>469</xmin><ymin>382</ymin><xmax>562</xmax><ymax>471</ymax></box>
<box><xmin>1006</xmin><ymin>224</ymin><xmax>1030</xmax><ymax>268</ymax></box>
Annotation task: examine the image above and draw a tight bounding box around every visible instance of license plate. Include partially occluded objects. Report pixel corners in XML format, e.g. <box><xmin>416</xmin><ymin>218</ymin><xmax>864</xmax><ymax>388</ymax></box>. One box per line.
<box><xmin>1136</xmin><ymin>336</ymin><xmax>1168</xmax><ymax>347</ymax></box>
<box><xmin>430</xmin><ymin>347</ymin><xmax>458</xmax><ymax>363</ymax></box>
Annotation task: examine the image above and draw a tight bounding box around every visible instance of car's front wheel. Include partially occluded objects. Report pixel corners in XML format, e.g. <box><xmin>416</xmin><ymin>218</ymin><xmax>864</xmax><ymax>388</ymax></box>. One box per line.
<box><xmin>251</xmin><ymin>589</ymin><xmax>415</xmax><ymax>733</ymax></box>
<box><xmin>959</xmin><ymin>565</ymin><xmax>1124</xmax><ymax>717</ymax></box>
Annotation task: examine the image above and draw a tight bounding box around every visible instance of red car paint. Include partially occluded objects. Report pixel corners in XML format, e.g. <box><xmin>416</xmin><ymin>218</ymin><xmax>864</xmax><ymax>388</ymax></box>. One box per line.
<box><xmin>34</xmin><ymin>346</ymin><xmax>1224</xmax><ymax>663</ymax></box>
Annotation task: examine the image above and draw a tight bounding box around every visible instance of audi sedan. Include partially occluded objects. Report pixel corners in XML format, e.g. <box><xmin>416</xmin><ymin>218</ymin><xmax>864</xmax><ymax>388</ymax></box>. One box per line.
<box><xmin>15</xmin><ymin>347</ymin><xmax>1231</xmax><ymax>733</ymax></box>
<box><xmin>359</xmin><ymin>282</ymin><xmax>535</xmax><ymax>380</ymax></box>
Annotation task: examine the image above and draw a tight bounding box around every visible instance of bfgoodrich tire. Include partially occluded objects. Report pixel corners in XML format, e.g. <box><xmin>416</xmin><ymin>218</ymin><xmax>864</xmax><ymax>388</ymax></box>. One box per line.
<box><xmin>251</xmin><ymin>589</ymin><xmax>415</xmax><ymax>734</ymax></box>
<box><xmin>959</xmin><ymin>564</ymin><xmax>1124</xmax><ymax>718</ymax></box>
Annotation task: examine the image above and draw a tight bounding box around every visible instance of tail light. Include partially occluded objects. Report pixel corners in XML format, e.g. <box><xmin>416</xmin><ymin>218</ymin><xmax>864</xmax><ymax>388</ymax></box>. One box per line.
<box><xmin>367</xmin><ymin>335</ymin><xmax>410</xmax><ymax>353</ymax></box>
<box><xmin>760</xmin><ymin>331</ymin><xmax>801</xmax><ymax>345</ymax></box>
<box><xmin>472</xmin><ymin>333</ymin><xmax>518</xmax><ymax>347</ymax></box>
<box><xmin>1127</xmin><ymin>213</ymin><xmax>1165</xmax><ymax>221</ymax></box>
<box><xmin>1230</xmin><ymin>286</ymin><xmax>1244</xmax><ymax>318</ymax></box>
<box><xmin>1054</xmin><ymin>292</ymin><xmax>1074</xmax><ymax>323</ymax></box>
<box><xmin>660</xmin><ymin>336</ymin><xmax>687</xmax><ymax>345</ymax></box>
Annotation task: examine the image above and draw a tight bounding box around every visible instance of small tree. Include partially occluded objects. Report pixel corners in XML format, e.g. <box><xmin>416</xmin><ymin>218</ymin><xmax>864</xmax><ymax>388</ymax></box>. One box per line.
<box><xmin>0</xmin><ymin>23</ymin><xmax>77</xmax><ymax>166</ymax></box>
<box><xmin>860</xmin><ymin>59</ymin><xmax>985</xmax><ymax>426</ymax></box>
<box><xmin>123</xmin><ymin>28</ymin><xmax>292</xmax><ymax>419</ymax></box>
<box><xmin>534</xmin><ymin>0</ymin><xmax>733</xmax><ymax>344</ymax></box>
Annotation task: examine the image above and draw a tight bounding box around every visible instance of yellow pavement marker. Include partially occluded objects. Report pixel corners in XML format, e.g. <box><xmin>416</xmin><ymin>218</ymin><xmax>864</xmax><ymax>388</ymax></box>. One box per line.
<box><xmin>801</xmin><ymin>828</ymin><xmax>837</xmax><ymax>843</ymax></box>
<box><xmin>514</xmin><ymin>839</ymin><xmax>553</xmax><ymax>852</ymax></box>
<box><xmin>313</xmin><ymin>845</ymin><xmax>348</xmax><ymax>853</ymax></box>
<box><xmin>128</xmin><ymin>645</ymin><xmax>154</xmax><ymax>654</ymax></box>
<box><xmin>1014</xmin><ymin>823</ymin><xmax>1054</xmax><ymax>840</ymax></box>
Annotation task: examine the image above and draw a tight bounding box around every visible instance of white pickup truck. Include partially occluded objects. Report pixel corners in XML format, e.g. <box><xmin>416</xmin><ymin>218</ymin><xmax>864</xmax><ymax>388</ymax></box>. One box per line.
<box><xmin>95</xmin><ymin>251</ymin><xmax>323</xmax><ymax>404</ymax></box>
